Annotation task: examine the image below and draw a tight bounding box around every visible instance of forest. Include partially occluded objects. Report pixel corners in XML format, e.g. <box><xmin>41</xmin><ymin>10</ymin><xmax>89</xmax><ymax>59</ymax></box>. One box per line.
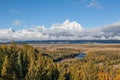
<box><xmin>0</xmin><ymin>43</ymin><xmax>120</xmax><ymax>80</ymax></box>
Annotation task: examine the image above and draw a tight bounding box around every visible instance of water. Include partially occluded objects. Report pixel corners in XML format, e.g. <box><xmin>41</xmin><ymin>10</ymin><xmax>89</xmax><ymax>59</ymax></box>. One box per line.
<box><xmin>75</xmin><ymin>53</ymin><xmax>86</xmax><ymax>58</ymax></box>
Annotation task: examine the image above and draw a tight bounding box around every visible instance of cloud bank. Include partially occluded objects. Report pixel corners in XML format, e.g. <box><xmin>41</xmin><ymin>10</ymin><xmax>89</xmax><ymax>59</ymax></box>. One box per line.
<box><xmin>0</xmin><ymin>20</ymin><xmax>120</xmax><ymax>42</ymax></box>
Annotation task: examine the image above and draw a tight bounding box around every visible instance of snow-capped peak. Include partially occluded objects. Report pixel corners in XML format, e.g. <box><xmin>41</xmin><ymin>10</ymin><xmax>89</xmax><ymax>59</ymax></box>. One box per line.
<box><xmin>8</xmin><ymin>28</ymin><xmax>15</xmax><ymax>32</ymax></box>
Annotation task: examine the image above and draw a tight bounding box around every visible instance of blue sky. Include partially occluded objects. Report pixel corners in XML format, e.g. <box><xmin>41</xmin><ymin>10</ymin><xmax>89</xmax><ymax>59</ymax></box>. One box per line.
<box><xmin>0</xmin><ymin>0</ymin><xmax>120</xmax><ymax>30</ymax></box>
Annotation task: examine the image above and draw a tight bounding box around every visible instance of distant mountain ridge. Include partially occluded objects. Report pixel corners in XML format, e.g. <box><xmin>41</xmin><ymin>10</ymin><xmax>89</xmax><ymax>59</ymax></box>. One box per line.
<box><xmin>1</xmin><ymin>40</ymin><xmax>120</xmax><ymax>44</ymax></box>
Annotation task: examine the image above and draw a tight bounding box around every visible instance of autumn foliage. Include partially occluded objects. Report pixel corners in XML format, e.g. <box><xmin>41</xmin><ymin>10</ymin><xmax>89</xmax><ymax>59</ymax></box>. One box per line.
<box><xmin>0</xmin><ymin>43</ymin><xmax>120</xmax><ymax>80</ymax></box>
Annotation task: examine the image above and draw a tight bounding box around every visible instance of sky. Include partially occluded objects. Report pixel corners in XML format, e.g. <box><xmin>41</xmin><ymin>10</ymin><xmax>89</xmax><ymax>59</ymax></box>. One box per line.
<box><xmin>0</xmin><ymin>0</ymin><xmax>120</xmax><ymax>41</ymax></box>
<box><xmin>0</xmin><ymin>0</ymin><xmax>120</xmax><ymax>30</ymax></box>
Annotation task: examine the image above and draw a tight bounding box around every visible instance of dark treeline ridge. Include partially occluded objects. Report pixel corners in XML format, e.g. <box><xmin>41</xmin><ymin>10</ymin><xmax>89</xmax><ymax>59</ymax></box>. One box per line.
<box><xmin>1</xmin><ymin>40</ymin><xmax>120</xmax><ymax>44</ymax></box>
<box><xmin>0</xmin><ymin>43</ymin><xmax>120</xmax><ymax>80</ymax></box>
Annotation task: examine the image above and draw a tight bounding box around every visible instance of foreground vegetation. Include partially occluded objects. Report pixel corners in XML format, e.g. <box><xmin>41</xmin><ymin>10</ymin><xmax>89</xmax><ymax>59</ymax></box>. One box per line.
<box><xmin>0</xmin><ymin>43</ymin><xmax>120</xmax><ymax>80</ymax></box>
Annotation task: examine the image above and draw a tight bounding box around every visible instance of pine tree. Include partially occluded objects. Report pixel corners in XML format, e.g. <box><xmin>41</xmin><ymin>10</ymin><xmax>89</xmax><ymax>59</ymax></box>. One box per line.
<box><xmin>1</xmin><ymin>56</ymin><xmax>16</xmax><ymax>80</ymax></box>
